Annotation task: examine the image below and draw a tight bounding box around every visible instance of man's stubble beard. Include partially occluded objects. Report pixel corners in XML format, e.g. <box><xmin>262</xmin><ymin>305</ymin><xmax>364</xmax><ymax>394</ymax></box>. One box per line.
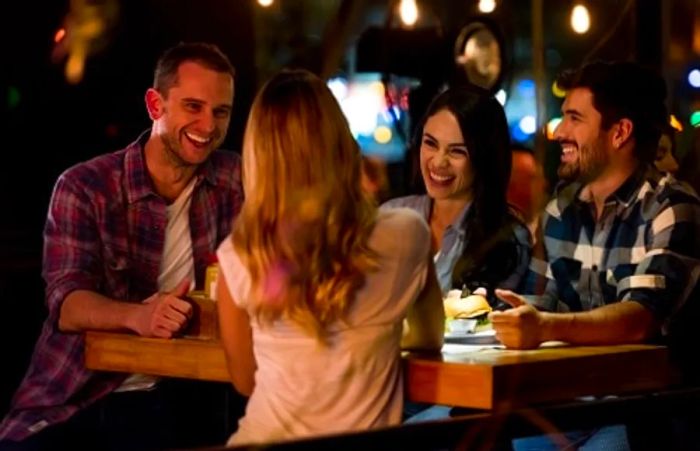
<box><xmin>161</xmin><ymin>133</ymin><xmax>199</xmax><ymax>169</ymax></box>
<box><xmin>557</xmin><ymin>140</ymin><xmax>608</xmax><ymax>184</ymax></box>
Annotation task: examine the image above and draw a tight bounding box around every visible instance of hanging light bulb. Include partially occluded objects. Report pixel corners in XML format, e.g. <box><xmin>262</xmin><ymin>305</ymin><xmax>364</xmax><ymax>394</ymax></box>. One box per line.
<box><xmin>478</xmin><ymin>0</ymin><xmax>497</xmax><ymax>14</ymax></box>
<box><xmin>570</xmin><ymin>4</ymin><xmax>590</xmax><ymax>34</ymax></box>
<box><xmin>399</xmin><ymin>0</ymin><xmax>418</xmax><ymax>27</ymax></box>
<box><xmin>258</xmin><ymin>0</ymin><xmax>273</xmax><ymax>7</ymax></box>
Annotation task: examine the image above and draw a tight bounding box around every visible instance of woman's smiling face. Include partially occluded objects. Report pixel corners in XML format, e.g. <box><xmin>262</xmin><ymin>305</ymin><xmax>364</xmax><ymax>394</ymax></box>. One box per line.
<box><xmin>419</xmin><ymin>109</ymin><xmax>474</xmax><ymax>202</ymax></box>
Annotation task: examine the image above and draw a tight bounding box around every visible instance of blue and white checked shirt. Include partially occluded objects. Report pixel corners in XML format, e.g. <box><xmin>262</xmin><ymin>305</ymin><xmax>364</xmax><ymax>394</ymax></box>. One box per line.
<box><xmin>524</xmin><ymin>165</ymin><xmax>700</xmax><ymax>329</ymax></box>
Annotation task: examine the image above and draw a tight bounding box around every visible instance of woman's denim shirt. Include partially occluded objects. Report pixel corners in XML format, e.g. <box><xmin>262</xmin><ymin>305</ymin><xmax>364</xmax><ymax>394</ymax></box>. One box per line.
<box><xmin>381</xmin><ymin>195</ymin><xmax>531</xmax><ymax>295</ymax></box>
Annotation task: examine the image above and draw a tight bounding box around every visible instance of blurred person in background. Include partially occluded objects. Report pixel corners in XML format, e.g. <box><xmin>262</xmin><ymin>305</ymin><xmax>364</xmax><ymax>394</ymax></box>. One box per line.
<box><xmin>654</xmin><ymin>124</ymin><xmax>680</xmax><ymax>175</ymax></box>
<box><xmin>507</xmin><ymin>145</ymin><xmax>549</xmax><ymax>243</ymax></box>
<box><xmin>215</xmin><ymin>69</ymin><xmax>443</xmax><ymax>446</ymax></box>
<box><xmin>360</xmin><ymin>155</ymin><xmax>390</xmax><ymax>203</ymax></box>
<box><xmin>677</xmin><ymin>127</ymin><xmax>700</xmax><ymax>198</ymax></box>
<box><xmin>0</xmin><ymin>42</ymin><xmax>244</xmax><ymax>451</ymax></box>
<box><xmin>382</xmin><ymin>86</ymin><xmax>531</xmax><ymax>300</ymax></box>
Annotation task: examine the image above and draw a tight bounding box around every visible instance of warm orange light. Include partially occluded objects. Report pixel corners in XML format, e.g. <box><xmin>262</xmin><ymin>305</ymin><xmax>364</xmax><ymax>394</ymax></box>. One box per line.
<box><xmin>669</xmin><ymin>114</ymin><xmax>683</xmax><ymax>132</ymax></box>
<box><xmin>54</xmin><ymin>28</ymin><xmax>66</xmax><ymax>43</ymax></box>
<box><xmin>373</xmin><ymin>126</ymin><xmax>392</xmax><ymax>144</ymax></box>
<box><xmin>546</xmin><ymin>117</ymin><xmax>562</xmax><ymax>140</ymax></box>
<box><xmin>570</xmin><ymin>4</ymin><xmax>590</xmax><ymax>34</ymax></box>
<box><xmin>399</xmin><ymin>0</ymin><xmax>418</xmax><ymax>27</ymax></box>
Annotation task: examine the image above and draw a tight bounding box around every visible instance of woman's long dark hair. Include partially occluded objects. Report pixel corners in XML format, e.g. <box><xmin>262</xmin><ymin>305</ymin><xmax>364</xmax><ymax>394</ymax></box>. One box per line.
<box><xmin>411</xmin><ymin>85</ymin><xmax>523</xmax><ymax>293</ymax></box>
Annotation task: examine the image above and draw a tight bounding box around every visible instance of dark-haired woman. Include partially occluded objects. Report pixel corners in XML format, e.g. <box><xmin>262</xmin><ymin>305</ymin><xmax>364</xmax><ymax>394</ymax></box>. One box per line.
<box><xmin>383</xmin><ymin>86</ymin><xmax>531</xmax><ymax>300</ymax></box>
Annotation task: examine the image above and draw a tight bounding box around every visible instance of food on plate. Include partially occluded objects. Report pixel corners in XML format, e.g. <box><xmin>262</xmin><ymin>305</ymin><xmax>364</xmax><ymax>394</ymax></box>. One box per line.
<box><xmin>443</xmin><ymin>290</ymin><xmax>492</xmax><ymax>319</ymax></box>
<box><xmin>443</xmin><ymin>289</ymin><xmax>493</xmax><ymax>335</ymax></box>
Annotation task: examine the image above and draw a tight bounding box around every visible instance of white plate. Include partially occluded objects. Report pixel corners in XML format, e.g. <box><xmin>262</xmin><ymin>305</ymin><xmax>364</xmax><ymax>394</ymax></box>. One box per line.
<box><xmin>445</xmin><ymin>318</ymin><xmax>477</xmax><ymax>336</ymax></box>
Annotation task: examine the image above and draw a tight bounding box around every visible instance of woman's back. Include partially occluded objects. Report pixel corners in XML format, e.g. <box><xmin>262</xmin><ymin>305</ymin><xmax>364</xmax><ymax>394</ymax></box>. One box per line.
<box><xmin>217</xmin><ymin>208</ymin><xmax>431</xmax><ymax>444</ymax></box>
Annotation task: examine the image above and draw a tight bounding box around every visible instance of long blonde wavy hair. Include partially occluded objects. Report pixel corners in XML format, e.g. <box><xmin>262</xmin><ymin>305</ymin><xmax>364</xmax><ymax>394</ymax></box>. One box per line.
<box><xmin>232</xmin><ymin>69</ymin><xmax>378</xmax><ymax>339</ymax></box>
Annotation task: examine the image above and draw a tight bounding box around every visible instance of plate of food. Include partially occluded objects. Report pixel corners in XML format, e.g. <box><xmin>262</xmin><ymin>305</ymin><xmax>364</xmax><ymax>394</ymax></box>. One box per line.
<box><xmin>443</xmin><ymin>288</ymin><xmax>500</xmax><ymax>345</ymax></box>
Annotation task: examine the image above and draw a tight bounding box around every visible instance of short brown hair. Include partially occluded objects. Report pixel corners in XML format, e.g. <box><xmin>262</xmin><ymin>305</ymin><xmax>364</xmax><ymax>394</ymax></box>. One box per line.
<box><xmin>153</xmin><ymin>42</ymin><xmax>235</xmax><ymax>96</ymax></box>
<box><xmin>556</xmin><ymin>61</ymin><xmax>667</xmax><ymax>164</ymax></box>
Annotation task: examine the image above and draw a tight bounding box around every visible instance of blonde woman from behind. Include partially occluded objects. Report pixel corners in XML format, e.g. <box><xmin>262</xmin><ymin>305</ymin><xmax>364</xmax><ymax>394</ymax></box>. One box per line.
<box><xmin>216</xmin><ymin>69</ymin><xmax>444</xmax><ymax>446</ymax></box>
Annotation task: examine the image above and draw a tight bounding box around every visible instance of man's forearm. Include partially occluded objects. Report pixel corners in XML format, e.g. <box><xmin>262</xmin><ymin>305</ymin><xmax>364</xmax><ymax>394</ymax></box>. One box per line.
<box><xmin>540</xmin><ymin>301</ymin><xmax>658</xmax><ymax>345</ymax></box>
<box><xmin>59</xmin><ymin>290</ymin><xmax>142</xmax><ymax>333</ymax></box>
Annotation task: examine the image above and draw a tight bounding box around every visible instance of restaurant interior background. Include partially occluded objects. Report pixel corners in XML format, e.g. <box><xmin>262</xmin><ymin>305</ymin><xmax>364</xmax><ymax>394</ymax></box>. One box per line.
<box><xmin>2</xmin><ymin>0</ymin><xmax>700</xmax><ymax>419</ymax></box>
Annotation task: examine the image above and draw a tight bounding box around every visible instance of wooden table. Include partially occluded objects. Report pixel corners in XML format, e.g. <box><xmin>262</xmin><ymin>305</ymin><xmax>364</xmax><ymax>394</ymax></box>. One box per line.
<box><xmin>85</xmin><ymin>332</ymin><xmax>230</xmax><ymax>383</ymax></box>
<box><xmin>85</xmin><ymin>332</ymin><xmax>676</xmax><ymax>410</ymax></box>
<box><xmin>404</xmin><ymin>343</ymin><xmax>675</xmax><ymax>409</ymax></box>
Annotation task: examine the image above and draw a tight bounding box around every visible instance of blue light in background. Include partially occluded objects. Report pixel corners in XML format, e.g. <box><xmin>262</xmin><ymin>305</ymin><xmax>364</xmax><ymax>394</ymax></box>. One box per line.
<box><xmin>516</xmin><ymin>79</ymin><xmax>535</xmax><ymax>98</ymax></box>
<box><xmin>327</xmin><ymin>73</ymin><xmax>412</xmax><ymax>162</ymax></box>
<box><xmin>688</xmin><ymin>69</ymin><xmax>700</xmax><ymax>89</ymax></box>
<box><xmin>511</xmin><ymin>123</ymin><xmax>530</xmax><ymax>143</ymax></box>
<box><xmin>504</xmin><ymin>76</ymin><xmax>537</xmax><ymax>145</ymax></box>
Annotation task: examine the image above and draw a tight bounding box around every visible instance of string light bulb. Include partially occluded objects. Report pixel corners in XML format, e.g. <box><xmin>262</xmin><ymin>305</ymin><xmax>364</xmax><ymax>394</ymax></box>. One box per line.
<box><xmin>478</xmin><ymin>0</ymin><xmax>496</xmax><ymax>14</ymax></box>
<box><xmin>570</xmin><ymin>4</ymin><xmax>590</xmax><ymax>34</ymax></box>
<box><xmin>399</xmin><ymin>0</ymin><xmax>418</xmax><ymax>27</ymax></box>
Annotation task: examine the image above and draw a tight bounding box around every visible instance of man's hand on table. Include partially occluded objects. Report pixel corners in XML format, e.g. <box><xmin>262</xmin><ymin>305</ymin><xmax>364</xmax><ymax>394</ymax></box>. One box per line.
<box><xmin>131</xmin><ymin>278</ymin><xmax>193</xmax><ymax>338</ymax></box>
<box><xmin>489</xmin><ymin>289</ymin><xmax>547</xmax><ymax>350</ymax></box>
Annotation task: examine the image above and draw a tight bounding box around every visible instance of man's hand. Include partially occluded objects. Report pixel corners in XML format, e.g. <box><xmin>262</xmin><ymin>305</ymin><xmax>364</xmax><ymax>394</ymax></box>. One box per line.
<box><xmin>489</xmin><ymin>289</ymin><xmax>545</xmax><ymax>349</ymax></box>
<box><xmin>131</xmin><ymin>279</ymin><xmax>193</xmax><ymax>338</ymax></box>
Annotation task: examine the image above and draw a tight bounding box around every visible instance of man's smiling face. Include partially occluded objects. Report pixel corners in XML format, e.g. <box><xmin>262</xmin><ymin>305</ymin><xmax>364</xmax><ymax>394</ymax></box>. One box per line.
<box><xmin>554</xmin><ymin>87</ymin><xmax>612</xmax><ymax>183</ymax></box>
<box><xmin>151</xmin><ymin>61</ymin><xmax>234</xmax><ymax>167</ymax></box>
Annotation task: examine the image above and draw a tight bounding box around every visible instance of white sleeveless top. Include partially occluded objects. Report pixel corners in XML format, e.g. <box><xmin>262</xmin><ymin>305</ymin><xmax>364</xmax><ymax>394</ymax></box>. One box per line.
<box><xmin>216</xmin><ymin>208</ymin><xmax>431</xmax><ymax>445</ymax></box>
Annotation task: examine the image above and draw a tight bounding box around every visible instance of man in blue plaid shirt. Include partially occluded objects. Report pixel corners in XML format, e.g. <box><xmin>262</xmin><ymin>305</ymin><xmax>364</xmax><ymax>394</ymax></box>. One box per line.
<box><xmin>491</xmin><ymin>61</ymin><xmax>700</xmax><ymax>353</ymax></box>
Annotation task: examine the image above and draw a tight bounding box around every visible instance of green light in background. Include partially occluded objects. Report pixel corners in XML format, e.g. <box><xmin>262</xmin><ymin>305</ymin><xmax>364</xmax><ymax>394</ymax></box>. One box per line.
<box><xmin>8</xmin><ymin>86</ymin><xmax>20</xmax><ymax>109</ymax></box>
<box><xmin>691</xmin><ymin>111</ymin><xmax>700</xmax><ymax>128</ymax></box>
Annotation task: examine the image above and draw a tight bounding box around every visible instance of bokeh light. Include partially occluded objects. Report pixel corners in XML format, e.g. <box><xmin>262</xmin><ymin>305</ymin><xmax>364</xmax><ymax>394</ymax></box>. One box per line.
<box><xmin>571</xmin><ymin>5</ymin><xmax>590</xmax><ymax>34</ymax></box>
<box><xmin>495</xmin><ymin>89</ymin><xmax>507</xmax><ymax>106</ymax></box>
<box><xmin>327</xmin><ymin>77</ymin><xmax>348</xmax><ymax>100</ymax></box>
<box><xmin>551</xmin><ymin>81</ymin><xmax>566</xmax><ymax>98</ymax></box>
<box><xmin>519</xmin><ymin>115</ymin><xmax>537</xmax><ymax>135</ymax></box>
<box><xmin>373</xmin><ymin>126</ymin><xmax>392</xmax><ymax>144</ymax></box>
<box><xmin>546</xmin><ymin>117</ymin><xmax>562</xmax><ymax>140</ymax></box>
<box><xmin>669</xmin><ymin>115</ymin><xmax>683</xmax><ymax>132</ymax></box>
<box><xmin>511</xmin><ymin>124</ymin><xmax>529</xmax><ymax>143</ymax></box>
<box><xmin>54</xmin><ymin>28</ymin><xmax>66</xmax><ymax>43</ymax></box>
<box><xmin>516</xmin><ymin>79</ymin><xmax>535</xmax><ymax>98</ymax></box>
<box><xmin>65</xmin><ymin>47</ymin><xmax>87</xmax><ymax>84</ymax></box>
<box><xmin>399</xmin><ymin>0</ymin><xmax>418</xmax><ymax>27</ymax></box>
<box><xmin>478</xmin><ymin>0</ymin><xmax>496</xmax><ymax>14</ymax></box>
<box><xmin>688</xmin><ymin>69</ymin><xmax>700</xmax><ymax>88</ymax></box>
<box><xmin>690</xmin><ymin>111</ymin><xmax>700</xmax><ymax>128</ymax></box>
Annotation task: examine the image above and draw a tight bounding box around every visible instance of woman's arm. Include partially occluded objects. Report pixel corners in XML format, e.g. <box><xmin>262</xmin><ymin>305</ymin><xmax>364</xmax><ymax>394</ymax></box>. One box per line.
<box><xmin>217</xmin><ymin>276</ymin><xmax>256</xmax><ymax>397</ymax></box>
<box><xmin>402</xmin><ymin>259</ymin><xmax>444</xmax><ymax>351</ymax></box>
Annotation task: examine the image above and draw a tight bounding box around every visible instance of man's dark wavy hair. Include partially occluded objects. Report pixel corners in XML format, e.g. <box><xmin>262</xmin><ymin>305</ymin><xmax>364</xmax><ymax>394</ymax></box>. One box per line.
<box><xmin>556</xmin><ymin>61</ymin><xmax>667</xmax><ymax>164</ymax></box>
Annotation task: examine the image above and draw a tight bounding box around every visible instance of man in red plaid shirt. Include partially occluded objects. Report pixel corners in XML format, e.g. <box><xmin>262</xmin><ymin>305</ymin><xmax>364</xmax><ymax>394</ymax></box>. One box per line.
<box><xmin>0</xmin><ymin>42</ymin><xmax>243</xmax><ymax>450</ymax></box>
